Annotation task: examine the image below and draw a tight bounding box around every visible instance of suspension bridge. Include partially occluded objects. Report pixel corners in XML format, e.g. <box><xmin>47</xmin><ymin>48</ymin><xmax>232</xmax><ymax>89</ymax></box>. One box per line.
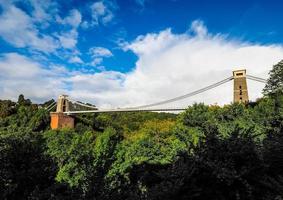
<box><xmin>48</xmin><ymin>69</ymin><xmax>267</xmax><ymax>129</ymax></box>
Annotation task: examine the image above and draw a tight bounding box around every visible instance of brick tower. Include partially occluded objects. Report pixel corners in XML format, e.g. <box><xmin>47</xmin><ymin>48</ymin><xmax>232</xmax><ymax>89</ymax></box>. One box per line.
<box><xmin>50</xmin><ymin>95</ymin><xmax>74</xmax><ymax>130</ymax></box>
<box><xmin>233</xmin><ymin>69</ymin><xmax>249</xmax><ymax>103</ymax></box>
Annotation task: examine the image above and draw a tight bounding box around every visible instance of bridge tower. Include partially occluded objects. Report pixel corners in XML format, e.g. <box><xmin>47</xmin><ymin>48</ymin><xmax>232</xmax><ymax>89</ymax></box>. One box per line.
<box><xmin>50</xmin><ymin>95</ymin><xmax>74</xmax><ymax>130</ymax></box>
<box><xmin>233</xmin><ymin>69</ymin><xmax>249</xmax><ymax>103</ymax></box>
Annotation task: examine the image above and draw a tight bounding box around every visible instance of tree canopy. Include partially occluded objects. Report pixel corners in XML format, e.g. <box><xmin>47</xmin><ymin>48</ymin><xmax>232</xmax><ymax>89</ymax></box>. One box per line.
<box><xmin>264</xmin><ymin>60</ymin><xmax>283</xmax><ymax>96</ymax></box>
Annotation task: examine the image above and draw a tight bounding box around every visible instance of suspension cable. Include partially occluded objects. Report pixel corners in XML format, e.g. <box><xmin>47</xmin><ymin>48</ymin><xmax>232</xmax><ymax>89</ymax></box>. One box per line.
<box><xmin>47</xmin><ymin>103</ymin><xmax>57</xmax><ymax>112</ymax></box>
<box><xmin>45</xmin><ymin>101</ymin><xmax>56</xmax><ymax>110</ymax></box>
<box><xmin>246</xmin><ymin>75</ymin><xmax>267</xmax><ymax>82</ymax></box>
<box><xmin>129</xmin><ymin>76</ymin><xmax>234</xmax><ymax>109</ymax></box>
<box><xmin>65</xmin><ymin>74</ymin><xmax>266</xmax><ymax>112</ymax></box>
<box><xmin>246</xmin><ymin>75</ymin><xmax>267</xmax><ymax>83</ymax></box>
<box><xmin>247</xmin><ymin>77</ymin><xmax>267</xmax><ymax>83</ymax></box>
<box><xmin>68</xmin><ymin>99</ymin><xmax>98</xmax><ymax>110</ymax></box>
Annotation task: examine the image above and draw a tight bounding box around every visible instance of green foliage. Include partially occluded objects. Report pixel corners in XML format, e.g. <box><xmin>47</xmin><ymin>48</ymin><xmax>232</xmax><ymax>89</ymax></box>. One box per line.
<box><xmin>177</xmin><ymin>102</ymin><xmax>276</xmax><ymax>141</ymax></box>
<box><xmin>93</xmin><ymin>127</ymin><xmax>120</xmax><ymax>168</ymax></box>
<box><xmin>177</xmin><ymin>129</ymin><xmax>279</xmax><ymax>200</ymax></box>
<box><xmin>44</xmin><ymin>129</ymin><xmax>77</xmax><ymax>163</ymax></box>
<box><xmin>0</xmin><ymin>131</ymin><xmax>57</xmax><ymax>200</ymax></box>
<box><xmin>17</xmin><ymin>94</ymin><xmax>31</xmax><ymax>106</ymax></box>
<box><xmin>179</xmin><ymin>103</ymin><xmax>214</xmax><ymax>129</ymax></box>
<box><xmin>0</xmin><ymin>100</ymin><xmax>16</xmax><ymax>118</ymax></box>
<box><xmin>45</xmin><ymin>129</ymin><xmax>95</xmax><ymax>191</ymax></box>
<box><xmin>106</xmin><ymin>120</ymin><xmax>187</xmax><ymax>190</ymax></box>
<box><xmin>44</xmin><ymin>127</ymin><xmax>121</xmax><ymax>196</ymax></box>
<box><xmin>263</xmin><ymin>60</ymin><xmax>283</xmax><ymax>96</ymax></box>
<box><xmin>94</xmin><ymin>112</ymin><xmax>176</xmax><ymax>132</ymax></box>
<box><xmin>29</xmin><ymin>109</ymin><xmax>50</xmax><ymax>131</ymax></box>
<box><xmin>0</xmin><ymin>97</ymin><xmax>50</xmax><ymax>133</ymax></box>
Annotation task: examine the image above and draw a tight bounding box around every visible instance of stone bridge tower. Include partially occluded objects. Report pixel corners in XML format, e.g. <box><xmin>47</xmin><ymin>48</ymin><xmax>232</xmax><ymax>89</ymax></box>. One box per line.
<box><xmin>233</xmin><ymin>69</ymin><xmax>249</xmax><ymax>103</ymax></box>
<box><xmin>50</xmin><ymin>95</ymin><xmax>74</xmax><ymax>130</ymax></box>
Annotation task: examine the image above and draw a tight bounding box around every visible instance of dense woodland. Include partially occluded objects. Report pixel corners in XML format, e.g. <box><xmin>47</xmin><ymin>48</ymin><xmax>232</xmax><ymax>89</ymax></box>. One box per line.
<box><xmin>1</xmin><ymin>61</ymin><xmax>283</xmax><ymax>200</ymax></box>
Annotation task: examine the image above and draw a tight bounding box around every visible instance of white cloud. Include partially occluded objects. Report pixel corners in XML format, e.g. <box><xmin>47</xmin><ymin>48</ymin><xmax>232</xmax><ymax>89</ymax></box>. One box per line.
<box><xmin>81</xmin><ymin>20</ymin><xmax>90</xmax><ymax>29</ymax></box>
<box><xmin>69</xmin><ymin>56</ymin><xmax>83</xmax><ymax>64</ymax></box>
<box><xmin>55</xmin><ymin>9</ymin><xmax>82</xmax><ymax>53</ymax></box>
<box><xmin>56</xmin><ymin>29</ymin><xmax>78</xmax><ymax>49</ymax></box>
<box><xmin>89</xmin><ymin>47</ymin><xmax>113</xmax><ymax>57</ymax></box>
<box><xmin>0</xmin><ymin>53</ymin><xmax>41</xmax><ymax>78</ymax></box>
<box><xmin>68</xmin><ymin>71</ymin><xmax>125</xmax><ymax>107</ymax></box>
<box><xmin>88</xmin><ymin>47</ymin><xmax>113</xmax><ymax>67</ymax></box>
<box><xmin>190</xmin><ymin>20</ymin><xmax>208</xmax><ymax>37</ymax></box>
<box><xmin>0</xmin><ymin>52</ymin><xmax>123</xmax><ymax>105</ymax></box>
<box><xmin>70</xmin><ymin>71</ymin><xmax>125</xmax><ymax>93</ymax></box>
<box><xmin>0</xmin><ymin>1</ymin><xmax>81</xmax><ymax>56</ymax></box>
<box><xmin>0</xmin><ymin>3</ymin><xmax>59</xmax><ymax>52</ymax></box>
<box><xmin>90</xmin><ymin>58</ymin><xmax>103</xmax><ymax>66</ymax></box>
<box><xmin>56</xmin><ymin>9</ymin><xmax>82</xmax><ymax>28</ymax></box>
<box><xmin>0</xmin><ymin>53</ymin><xmax>68</xmax><ymax>102</ymax></box>
<box><xmin>90</xmin><ymin>1</ymin><xmax>116</xmax><ymax>26</ymax></box>
<box><xmin>29</xmin><ymin>0</ymin><xmax>58</xmax><ymax>25</ymax></box>
<box><xmin>123</xmin><ymin>28</ymin><xmax>180</xmax><ymax>56</ymax></box>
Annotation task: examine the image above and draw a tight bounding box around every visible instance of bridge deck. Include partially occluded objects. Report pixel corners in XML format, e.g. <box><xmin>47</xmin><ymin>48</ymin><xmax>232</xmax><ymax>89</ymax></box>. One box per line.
<box><xmin>64</xmin><ymin>108</ymin><xmax>186</xmax><ymax>114</ymax></box>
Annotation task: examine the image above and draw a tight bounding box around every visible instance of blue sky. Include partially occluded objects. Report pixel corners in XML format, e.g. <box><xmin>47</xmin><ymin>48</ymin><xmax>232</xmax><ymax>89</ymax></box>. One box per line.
<box><xmin>0</xmin><ymin>0</ymin><xmax>283</xmax><ymax>107</ymax></box>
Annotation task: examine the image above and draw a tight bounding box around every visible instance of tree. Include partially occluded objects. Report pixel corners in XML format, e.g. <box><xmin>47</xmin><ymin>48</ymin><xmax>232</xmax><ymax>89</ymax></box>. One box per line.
<box><xmin>183</xmin><ymin>130</ymin><xmax>273</xmax><ymax>200</ymax></box>
<box><xmin>260</xmin><ymin>61</ymin><xmax>283</xmax><ymax>134</ymax></box>
<box><xmin>0</xmin><ymin>131</ymin><xmax>58</xmax><ymax>199</ymax></box>
<box><xmin>0</xmin><ymin>100</ymin><xmax>16</xmax><ymax>118</ymax></box>
<box><xmin>29</xmin><ymin>109</ymin><xmax>50</xmax><ymax>131</ymax></box>
<box><xmin>263</xmin><ymin>127</ymin><xmax>283</xmax><ymax>196</ymax></box>
<box><xmin>263</xmin><ymin>60</ymin><xmax>283</xmax><ymax>96</ymax></box>
<box><xmin>109</xmin><ymin>128</ymin><xmax>282</xmax><ymax>200</ymax></box>
<box><xmin>44</xmin><ymin>128</ymin><xmax>121</xmax><ymax>198</ymax></box>
<box><xmin>17</xmin><ymin>94</ymin><xmax>31</xmax><ymax>106</ymax></box>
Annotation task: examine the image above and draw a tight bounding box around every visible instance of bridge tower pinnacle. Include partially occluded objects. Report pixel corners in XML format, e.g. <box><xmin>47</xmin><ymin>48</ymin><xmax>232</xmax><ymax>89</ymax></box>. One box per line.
<box><xmin>56</xmin><ymin>94</ymin><xmax>70</xmax><ymax>112</ymax></box>
<box><xmin>50</xmin><ymin>95</ymin><xmax>74</xmax><ymax>130</ymax></box>
<box><xmin>233</xmin><ymin>69</ymin><xmax>249</xmax><ymax>103</ymax></box>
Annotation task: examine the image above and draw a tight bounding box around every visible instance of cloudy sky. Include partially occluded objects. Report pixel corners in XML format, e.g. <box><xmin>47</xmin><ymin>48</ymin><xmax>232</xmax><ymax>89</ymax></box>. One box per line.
<box><xmin>0</xmin><ymin>0</ymin><xmax>283</xmax><ymax>108</ymax></box>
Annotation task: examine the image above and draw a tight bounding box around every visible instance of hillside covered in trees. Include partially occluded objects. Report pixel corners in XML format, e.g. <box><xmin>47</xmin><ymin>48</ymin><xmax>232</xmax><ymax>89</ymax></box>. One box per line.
<box><xmin>1</xmin><ymin>61</ymin><xmax>283</xmax><ymax>200</ymax></box>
